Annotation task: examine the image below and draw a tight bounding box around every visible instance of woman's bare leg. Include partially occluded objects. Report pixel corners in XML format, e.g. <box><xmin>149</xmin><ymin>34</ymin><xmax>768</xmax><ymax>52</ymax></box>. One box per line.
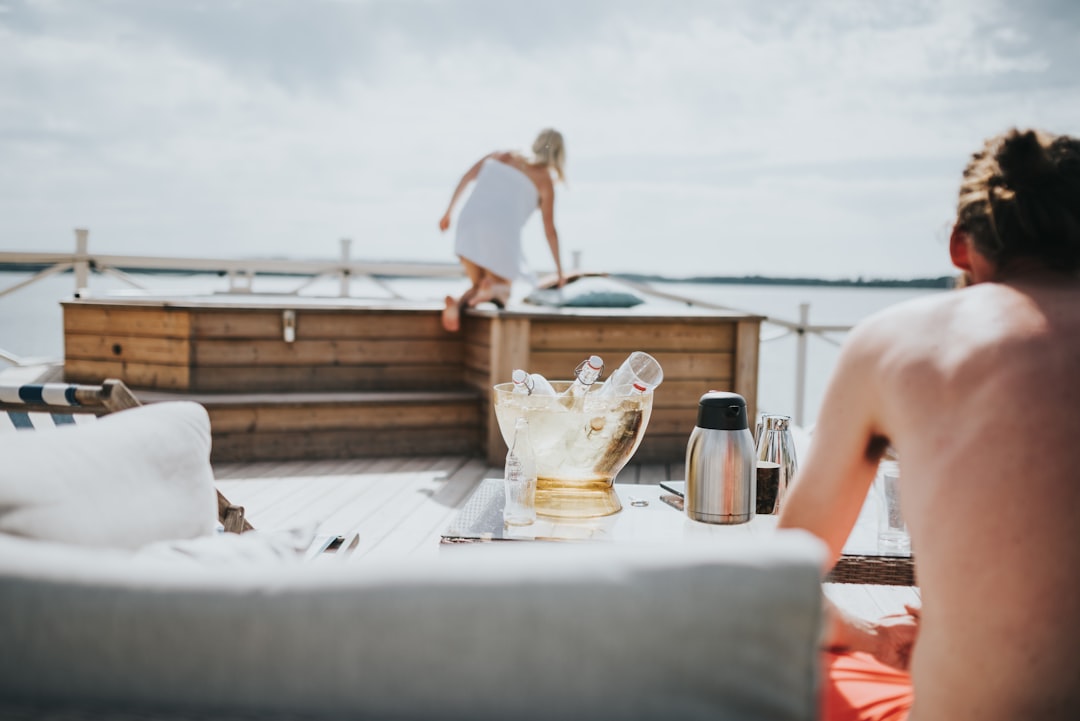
<box><xmin>443</xmin><ymin>258</ymin><xmax>487</xmax><ymax>332</ymax></box>
<box><xmin>468</xmin><ymin>270</ymin><xmax>513</xmax><ymax>308</ymax></box>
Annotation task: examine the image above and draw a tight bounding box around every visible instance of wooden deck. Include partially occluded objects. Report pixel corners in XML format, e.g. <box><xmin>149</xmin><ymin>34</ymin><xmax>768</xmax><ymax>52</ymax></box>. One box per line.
<box><xmin>213</xmin><ymin>455</ymin><xmax>920</xmax><ymax>621</ymax></box>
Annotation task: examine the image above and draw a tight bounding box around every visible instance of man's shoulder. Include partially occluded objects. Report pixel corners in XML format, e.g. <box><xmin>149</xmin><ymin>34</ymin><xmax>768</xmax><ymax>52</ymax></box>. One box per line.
<box><xmin>851</xmin><ymin>290</ymin><xmax>962</xmax><ymax>343</ymax></box>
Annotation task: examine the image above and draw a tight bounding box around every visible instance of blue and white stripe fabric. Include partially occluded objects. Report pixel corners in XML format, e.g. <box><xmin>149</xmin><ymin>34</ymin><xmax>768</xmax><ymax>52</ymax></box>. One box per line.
<box><xmin>0</xmin><ymin>383</ymin><xmax>82</xmax><ymax>407</ymax></box>
<box><xmin>0</xmin><ymin>383</ymin><xmax>96</xmax><ymax>432</ymax></box>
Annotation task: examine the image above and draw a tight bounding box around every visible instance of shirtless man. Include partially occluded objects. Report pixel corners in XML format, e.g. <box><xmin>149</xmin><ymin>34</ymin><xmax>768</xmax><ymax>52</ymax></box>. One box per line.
<box><xmin>778</xmin><ymin>128</ymin><xmax>1080</xmax><ymax>720</ymax></box>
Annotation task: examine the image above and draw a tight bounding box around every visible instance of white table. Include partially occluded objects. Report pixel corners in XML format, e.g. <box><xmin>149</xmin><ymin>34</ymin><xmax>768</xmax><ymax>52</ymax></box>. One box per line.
<box><xmin>442</xmin><ymin>480</ymin><xmax>776</xmax><ymax>542</ymax></box>
<box><xmin>443</xmin><ymin>479</ymin><xmax>913</xmax><ymax>585</ymax></box>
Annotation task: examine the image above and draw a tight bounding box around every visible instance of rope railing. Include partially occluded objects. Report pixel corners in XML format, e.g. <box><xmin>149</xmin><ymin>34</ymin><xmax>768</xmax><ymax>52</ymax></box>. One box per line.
<box><xmin>2</xmin><ymin>230</ymin><xmax>855</xmax><ymax>423</ymax></box>
<box><xmin>0</xmin><ymin>229</ymin><xmax>465</xmax><ymax>302</ymax></box>
<box><xmin>614</xmin><ymin>278</ymin><xmax>854</xmax><ymax>427</ymax></box>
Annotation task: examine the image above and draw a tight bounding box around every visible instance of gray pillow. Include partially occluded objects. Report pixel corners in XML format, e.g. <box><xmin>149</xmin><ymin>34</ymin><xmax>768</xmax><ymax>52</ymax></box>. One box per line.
<box><xmin>563</xmin><ymin>290</ymin><xmax>646</xmax><ymax>308</ymax></box>
<box><xmin>525</xmin><ymin>277</ymin><xmax>645</xmax><ymax>308</ymax></box>
<box><xmin>0</xmin><ymin>533</ymin><xmax>827</xmax><ymax>720</ymax></box>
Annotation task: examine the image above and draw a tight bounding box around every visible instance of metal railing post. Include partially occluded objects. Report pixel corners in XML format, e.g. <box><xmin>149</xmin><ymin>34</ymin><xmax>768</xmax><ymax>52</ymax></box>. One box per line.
<box><xmin>794</xmin><ymin>303</ymin><xmax>809</xmax><ymax>428</ymax></box>
<box><xmin>339</xmin><ymin>238</ymin><xmax>352</xmax><ymax>297</ymax></box>
<box><xmin>74</xmin><ymin>228</ymin><xmax>90</xmax><ymax>296</ymax></box>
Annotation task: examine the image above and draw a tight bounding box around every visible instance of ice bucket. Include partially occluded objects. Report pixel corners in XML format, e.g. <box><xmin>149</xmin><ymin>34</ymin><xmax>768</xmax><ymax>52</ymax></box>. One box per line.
<box><xmin>493</xmin><ymin>381</ymin><xmax>654</xmax><ymax>518</ymax></box>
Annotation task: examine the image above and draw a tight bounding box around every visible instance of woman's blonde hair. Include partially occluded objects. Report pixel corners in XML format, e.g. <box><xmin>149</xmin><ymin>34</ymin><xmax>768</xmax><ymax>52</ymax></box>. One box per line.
<box><xmin>532</xmin><ymin>128</ymin><xmax>566</xmax><ymax>182</ymax></box>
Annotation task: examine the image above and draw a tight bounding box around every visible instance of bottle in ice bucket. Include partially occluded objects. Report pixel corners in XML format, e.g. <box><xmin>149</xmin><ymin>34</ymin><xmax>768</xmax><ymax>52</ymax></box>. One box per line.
<box><xmin>528</xmin><ymin>372</ymin><xmax>556</xmax><ymax>396</ymax></box>
<box><xmin>511</xmin><ymin>369</ymin><xmax>533</xmax><ymax>395</ymax></box>
<box><xmin>503</xmin><ymin>417</ymin><xmax>537</xmax><ymax>526</ymax></box>
<box><xmin>597</xmin><ymin>351</ymin><xmax>664</xmax><ymax>398</ymax></box>
<box><xmin>560</xmin><ymin>355</ymin><xmax>604</xmax><ymax>409</ymax></box>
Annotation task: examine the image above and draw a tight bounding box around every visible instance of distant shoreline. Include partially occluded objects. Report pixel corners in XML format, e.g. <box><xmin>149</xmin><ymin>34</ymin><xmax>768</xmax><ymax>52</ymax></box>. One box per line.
<box><xmin>0</xmin><ymin>264</ymin><xmax>958</xmax><ymax>290</ymax></box>
<box><xmin>615</xmin><ymin>272</ymin><xmax>957</xmax><ymax>289</ymax></box>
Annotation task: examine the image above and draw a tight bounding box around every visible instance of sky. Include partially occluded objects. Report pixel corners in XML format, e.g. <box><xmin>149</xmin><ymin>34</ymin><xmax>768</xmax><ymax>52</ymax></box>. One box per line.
<box><xmin>1</xmin><ymin>0</ymin><xmax>1079</xmax><ymax>280</ymax></box>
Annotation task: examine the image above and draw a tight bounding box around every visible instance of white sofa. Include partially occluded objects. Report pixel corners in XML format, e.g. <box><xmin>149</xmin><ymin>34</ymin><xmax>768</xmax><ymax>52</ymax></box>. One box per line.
<box><xmin>0</xmin><ymin>402</ymin><xmax>827</xmax><ymax>721</ymax></box>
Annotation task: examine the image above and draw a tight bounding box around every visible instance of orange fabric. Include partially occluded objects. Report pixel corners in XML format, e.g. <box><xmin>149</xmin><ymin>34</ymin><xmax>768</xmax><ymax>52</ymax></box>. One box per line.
<box><xmin>821</xmin><ymin>650</ymin><xmax>914</xmax><ymax>721</ymax></box>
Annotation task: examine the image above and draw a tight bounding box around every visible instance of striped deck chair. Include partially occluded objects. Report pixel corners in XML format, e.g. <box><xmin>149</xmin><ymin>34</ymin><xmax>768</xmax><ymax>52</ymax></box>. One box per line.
<box><xmin>0</xmin><ymin>378</ymin><xmax>251</xmax><ymax>534</ymax></box>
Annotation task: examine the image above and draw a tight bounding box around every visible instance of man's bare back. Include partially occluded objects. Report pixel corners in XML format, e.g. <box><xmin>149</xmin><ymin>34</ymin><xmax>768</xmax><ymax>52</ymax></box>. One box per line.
<box><xmin>863</xmin><ymin>278</ymin><xmax>1079</xmax><ymax>719</ymax></box>
<box><xmin>779</xmin><ymin>129</ymin><xmax>1080</xmax><ymax>720</ymax></box>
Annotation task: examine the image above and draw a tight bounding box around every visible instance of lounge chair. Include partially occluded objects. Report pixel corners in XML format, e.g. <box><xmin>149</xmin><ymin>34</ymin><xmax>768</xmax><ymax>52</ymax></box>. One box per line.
<box><xmin>0</xmin><ymin>378</ymin><xmax>251</xmax><ymax>534</ymax></box>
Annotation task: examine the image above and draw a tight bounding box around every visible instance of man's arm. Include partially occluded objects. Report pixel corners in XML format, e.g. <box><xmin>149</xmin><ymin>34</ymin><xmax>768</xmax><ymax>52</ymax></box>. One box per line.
<box><xmin>824</xmin><ymin>597</ymin><xmax>921</xmax><ymax>670</ymax></box>
<box><xmin>778</xmin><ymin>318</ymin><xmax>922</xmax><ymax>668</ymax></box>
<box><xmin>777</xmin><ymin>319</ymin><xmax>888</xmax><ymax>563</ymax></box>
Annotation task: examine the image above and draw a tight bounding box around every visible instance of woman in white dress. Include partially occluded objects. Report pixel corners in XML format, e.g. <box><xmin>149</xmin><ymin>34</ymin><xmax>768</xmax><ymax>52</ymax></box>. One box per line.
<box><xmin>438</xmin><ymin>128</ymin><xmax>567</xmax><ymax>332</ymax></box>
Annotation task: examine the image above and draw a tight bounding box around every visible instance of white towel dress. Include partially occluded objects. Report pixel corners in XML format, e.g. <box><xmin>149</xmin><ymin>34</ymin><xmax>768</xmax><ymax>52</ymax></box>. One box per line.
<box><xmin>454</xmin><ymin>158</ymin><xmax>539</xmax><ymax>281</ymax></box>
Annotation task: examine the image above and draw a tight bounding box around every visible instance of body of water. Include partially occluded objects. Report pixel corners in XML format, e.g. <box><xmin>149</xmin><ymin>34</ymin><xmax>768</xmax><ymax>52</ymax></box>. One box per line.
<box><xmin>0</xmin><ymin>271</ymin><xmax>941</xmax><ymax>427</ymax></box>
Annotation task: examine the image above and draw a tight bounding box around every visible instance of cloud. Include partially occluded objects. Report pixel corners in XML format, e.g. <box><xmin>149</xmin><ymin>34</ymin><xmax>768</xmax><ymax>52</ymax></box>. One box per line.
<box><xmin>0</xmin><ymin>0</ymin><xmax>1078</xmax><ymax>278</ymax></box>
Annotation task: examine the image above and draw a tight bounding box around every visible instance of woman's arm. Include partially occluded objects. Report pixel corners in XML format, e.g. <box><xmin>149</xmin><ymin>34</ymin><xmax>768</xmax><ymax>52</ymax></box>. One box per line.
<box><xmin>439</xmin><ymin>154</ymin><xmax>493</xmax><ymax>232</ymax></box>
<box><xmin>536</xmin><ymin>177</ymin><xmax>565</xmax><ymax>286</ymax></box>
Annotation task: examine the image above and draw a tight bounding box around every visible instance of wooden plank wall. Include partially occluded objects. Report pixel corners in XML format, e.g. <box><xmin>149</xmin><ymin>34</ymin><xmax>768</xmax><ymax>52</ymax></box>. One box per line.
<box><xmin>465</xmin><ymin>311</ymin><xmax>761</xmax><ymax>466</ymax></box>
<box><xmin>64</xmin><ymin>303</ymin><xmax>465</xmax><ymax>393</ymax></box>
<box><xmin>64</xmin><ymin>301</ymin><xmax>483</xmax><ymax>463</ymax></box>
<box><xmin>64</xmin><ymin>304</ymin><xmax>194</xmax><ymax>389</ymax></box>
<box><xmin>203</xmin><ymin>392</ymin><xmax>482</xmax><ymax>462</ymax></box>
<box><xmin>191</xmin><ymin>308</ymin><xmax>462</xmax><ymax>392</ymax></box>
<box><xmin>63</xmin><ymin>301</ymin><xmax>758</xmax><ymax>466</ymax></box>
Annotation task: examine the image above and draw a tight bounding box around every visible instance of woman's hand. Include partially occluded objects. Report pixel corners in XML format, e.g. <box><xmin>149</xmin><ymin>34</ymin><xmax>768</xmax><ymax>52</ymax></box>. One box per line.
<box><xmin>438</xmin><ymin>213</ymin><xmax>451</xmax><ymax>232</ymax></box>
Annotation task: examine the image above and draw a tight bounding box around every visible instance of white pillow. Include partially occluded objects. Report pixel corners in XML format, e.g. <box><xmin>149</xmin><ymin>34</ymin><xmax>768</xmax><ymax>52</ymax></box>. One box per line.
<box><xmin>0</xmin><ymin>401</ymin><xmax>218</xmax><ymax>549</ymax></box>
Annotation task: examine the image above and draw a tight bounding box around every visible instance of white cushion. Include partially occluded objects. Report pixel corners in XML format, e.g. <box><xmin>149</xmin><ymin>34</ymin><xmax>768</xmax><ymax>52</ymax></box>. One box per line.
<box><xmin>136</xmin><ymin>529</ymin><xmax>310</xmax><ymax>565</ymax></box>
<box><xmin>0</xmin><ymin>401</ymin><xmax>218</xmax><ymax>548</ymax></box>
<box><xmin>0</xmin><ymin>531</ymin><xmax>826</xmax><ymax>720</ymax></box>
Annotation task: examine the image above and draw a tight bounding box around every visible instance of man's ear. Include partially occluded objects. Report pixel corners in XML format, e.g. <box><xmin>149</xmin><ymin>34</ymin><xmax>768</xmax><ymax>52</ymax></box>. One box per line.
<box><xmin>949</xmin><ymin>226</ymin><xmax>972</xmax><ymax>271</ymax></box>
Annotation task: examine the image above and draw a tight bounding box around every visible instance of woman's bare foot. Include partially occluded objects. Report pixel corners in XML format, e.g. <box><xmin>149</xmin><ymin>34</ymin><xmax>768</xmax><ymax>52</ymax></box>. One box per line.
<box><xmin>441</xmin><ymin>295</ymin><xmax>461</xmax><ymax>332</ymax></box>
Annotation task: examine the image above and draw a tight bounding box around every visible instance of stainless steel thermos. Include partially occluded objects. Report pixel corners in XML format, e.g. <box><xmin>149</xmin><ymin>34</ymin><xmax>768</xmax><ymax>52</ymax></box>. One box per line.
<box><xmin>684</xmin><ymin>391</ymin><xmax>756</xmax><ymax>524</ymax></box>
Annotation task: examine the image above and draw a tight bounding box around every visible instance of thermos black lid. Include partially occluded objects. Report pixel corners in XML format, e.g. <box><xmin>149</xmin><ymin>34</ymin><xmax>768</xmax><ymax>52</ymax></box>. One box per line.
<box><xmin>696</xmin><ymin>391</ymin><xmax>749</xmax><ymax>431</ymax></box>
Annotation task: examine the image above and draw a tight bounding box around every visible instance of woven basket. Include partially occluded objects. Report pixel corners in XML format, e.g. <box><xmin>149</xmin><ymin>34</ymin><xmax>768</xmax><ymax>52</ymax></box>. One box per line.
<box><xmin>826</xmin><ymin>554</ymin><xmax>916</xmax><ymax>586</ymax></box>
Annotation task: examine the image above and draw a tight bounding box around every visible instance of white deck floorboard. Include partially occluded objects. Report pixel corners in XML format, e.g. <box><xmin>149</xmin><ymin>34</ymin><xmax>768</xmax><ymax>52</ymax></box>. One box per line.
<box><xmin>214</xmin><ymin>455</ymin><xmax>918</xmax><ymax>621</ymax></box>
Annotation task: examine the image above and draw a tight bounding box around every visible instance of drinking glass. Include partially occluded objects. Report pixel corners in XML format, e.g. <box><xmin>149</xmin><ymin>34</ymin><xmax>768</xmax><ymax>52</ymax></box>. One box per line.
<box><xmin>875</xmin><ymin>461</ymin><xmax>910</xmax><ymax>554</ymax></box>
<box><xmin>754</xmin><ymin>415</ymin><xmax>798</xmax><ymax>514</ymax></box>
<box><xmin>503</xmin><ymin>476</ymin><xmax>537</xmax><ymax>526</ymax></box>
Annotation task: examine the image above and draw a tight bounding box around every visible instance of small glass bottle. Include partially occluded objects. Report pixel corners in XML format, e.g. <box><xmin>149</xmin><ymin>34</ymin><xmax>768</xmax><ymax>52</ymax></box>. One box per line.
<box><xmin>561</xmin><ymin>354</ymin><xmax>604</xmax><ymax>408</ymax></box>
<box><xmin>511</xmin><ymin>368</ymin><xmax>533</xmax><ymax>395</ymax></box>
<box><xmin>503</xmin><ymin>417</ymin><xmax>537</xmax><ymax>526</ymax></box>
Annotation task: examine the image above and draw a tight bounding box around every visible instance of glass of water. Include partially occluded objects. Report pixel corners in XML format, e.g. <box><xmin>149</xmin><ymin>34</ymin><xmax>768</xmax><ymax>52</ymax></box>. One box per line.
<box><xmin>876</xmin><ymin>460</ymin><xmax>910</xmax><ymax>554</ymax></box>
